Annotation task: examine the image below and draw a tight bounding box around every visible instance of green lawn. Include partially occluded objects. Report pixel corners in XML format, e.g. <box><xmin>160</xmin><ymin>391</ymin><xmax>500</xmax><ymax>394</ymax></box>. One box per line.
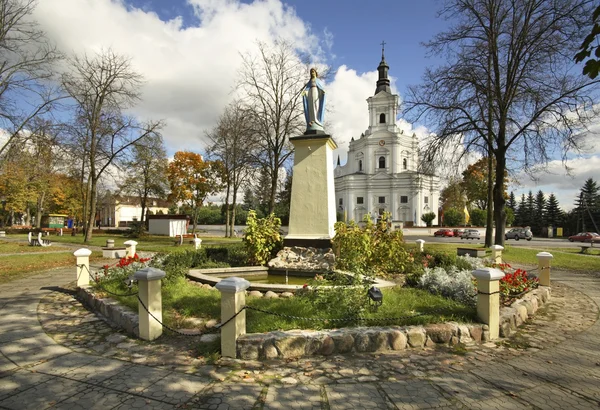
<box><xmin>6</xmin><ymin>233</ymin><xmax>241</xmax><ymax>253</ymax></box>
<box><xmin>414</xmin><ymin>242</ymin><xmax>600</xmax><ymax>274</ymax></box>
<box><xmin>0</xmin><ymin>251</ymin><xmax>105</xmax><ymax>284</ymax></box>
<box><xmin>0</xmin><ymin>240</ymin><xmax>71</xmax><ymax>254</ymax></box>
<box><xmin>96</xmin><ymin>276</ymin><xmax>477</xmax><ymax>333</ymax></box>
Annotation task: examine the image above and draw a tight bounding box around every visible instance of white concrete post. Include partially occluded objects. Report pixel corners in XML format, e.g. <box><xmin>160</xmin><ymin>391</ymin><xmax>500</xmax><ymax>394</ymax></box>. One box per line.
<box><xmin>490</xmin><ymin>245</ymin><xmax>504</xmax><ymax>264</ymax></box>
<box><xmin>74</xmin><ymin>248</ymin><xmax>93</xmax><ymax>287</ymax></box>
<box><xmin>415</xmin><ymin>239</ymin><xmax>425</xmax><ymax>252</ymax></box>
<box><xmin>134</xmin><ymin>267</ymin><xmax>166</xmax><ymax>341</ymax></box>
<box><xmin>124</xmin><ymin>240</ymin><xmax>138</xmax><ymax>258</ymax></box>
<box><xmin>215</xmin><ymin>277</ymin><xmax>251</xmax><ymax>358</ymax></box>
<box><xmin>536</xmin><ymin>252</ymin><xmax>553</xmax><ymax>287</ymax></box>
<box><xmin>472</xmin><ymin>267</ymin><xmax>505</xmax><ymax>340</ymax></box>
<box><xmin>193</xmin><ymin>237</ymin><xmax>202</xmax><ymax>250</ymax></box>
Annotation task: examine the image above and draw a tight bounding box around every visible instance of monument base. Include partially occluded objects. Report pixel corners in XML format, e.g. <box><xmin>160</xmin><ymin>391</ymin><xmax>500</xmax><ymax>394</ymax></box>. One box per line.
<box><xmin>283</xmin><ymin>237</ymin><xmax>332</xmax><ymax>249</ymax></box>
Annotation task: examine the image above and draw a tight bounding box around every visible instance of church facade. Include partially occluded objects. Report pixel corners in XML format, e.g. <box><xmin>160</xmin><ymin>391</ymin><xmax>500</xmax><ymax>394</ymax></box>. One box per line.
<box><xmin>334</xmin><ymin>51</ymin><xmax>440</xmax><ymax>227</ymax></box>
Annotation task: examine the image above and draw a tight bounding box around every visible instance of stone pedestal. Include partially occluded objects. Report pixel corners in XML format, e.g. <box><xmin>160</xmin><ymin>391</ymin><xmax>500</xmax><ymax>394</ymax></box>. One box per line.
<box><xmin>285</xmin><ymin>133</ymin><xmax>337</xmax><ymax>248</ymax></box>
<box><xmin>74</xmin><ymin>248</ymin><xmax>92</xmax><ymax>288</ymax></box>
<box><xmin>216</xmin><ymin>277</ymin><xmax>251</xmax><ymax>358</ymax></box>
<box><xmin>124</xmin><ymin>240</ymin><xmax>137</xmax><ymax>258</ymax></box>
<box><xmin>490</xmin><ymin>245</ymin><xmax>504</xmax><ymax>264</ymax></box>
<box><xmin>134</xmin><ymin>267</ymin><xmax>166</xmax><ymax>341</ymax></box>
<box><xmin>536</xmin><ymin>252</ymin><xmax>553</xmax><ymax>286</ymax></box>
<box><xmin>472</xmin><ymin>267</ymin><xmax>504</xmax><ymax>340</ymax></box>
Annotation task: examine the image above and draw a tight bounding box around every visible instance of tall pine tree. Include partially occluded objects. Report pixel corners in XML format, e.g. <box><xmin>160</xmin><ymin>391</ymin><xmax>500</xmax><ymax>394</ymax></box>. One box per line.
<box><xmin>545</xmin><ymin>193</ymin><xmax>563</xmax><ymax>227</ymax></box>
<box><xmin>575</xmin><ymin>178</ymin><xmax>600</xmax><ymax>232</ymax></box>
<box><xmin>516</xmin><ymin>194</ymin><xmax>527</xmax><ymax>227</ymax></box>
<box><xmin>532</xmin><ymin>190</ymin><xmax>546</xmax><ymax>234</ymax></box>
<box><xmin>507</xmin><ymin>192</ymin><xmax>517</xmax><ymax>212</ymax></box>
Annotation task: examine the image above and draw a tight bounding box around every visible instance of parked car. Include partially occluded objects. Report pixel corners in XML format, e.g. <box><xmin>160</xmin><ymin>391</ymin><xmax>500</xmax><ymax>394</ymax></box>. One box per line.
<box><xmin>505</xmin><ymin>227</ymin><xmax>533</xmax><ymax>241</ymax></box>
<box><xmin>453</xmin><ymin>229</ymin><xmax>465</xmax><ymax>237</ymax></box>
<box><xmin>434</xmin><ymin>228</ymin><xmax>454</xmax><ymax>237</ymax></box>
<box><xmin>461</xmin><ymin>229</ymin><xmax>481</xmax><ymax>240</ymax></box>
<box><xmin>568</xmin><ymin>232</ymin><xmax>600</xmax><ymax>242</ymax></box>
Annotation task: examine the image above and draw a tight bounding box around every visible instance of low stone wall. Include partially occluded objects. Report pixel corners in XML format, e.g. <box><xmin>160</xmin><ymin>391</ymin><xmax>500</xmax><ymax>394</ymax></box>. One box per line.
<box><xmin>77</xmin><ymin>286</ymin><xmax>139</xmax><ymax>338</ymax></box>
<box><xmin>499</xmin><ymin>286</ymin><xmax>551</xmax><ymax>337</ymax></box>
<box><xmin>237</xmin><ymin>323</ymin><xmax>487</xmax><ymax>360</ymax></box>
<box><xmin>75</xmin><ymin>282</ymin><xmax>551</xmax><ymax>360</ymax></box>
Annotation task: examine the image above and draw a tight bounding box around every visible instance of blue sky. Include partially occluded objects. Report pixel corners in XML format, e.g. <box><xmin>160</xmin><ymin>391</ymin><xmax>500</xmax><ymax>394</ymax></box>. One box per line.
<box><xmin>29</xmin><ymin>0</ymin><xmax>596</xmax><ymax>210</ymax></box>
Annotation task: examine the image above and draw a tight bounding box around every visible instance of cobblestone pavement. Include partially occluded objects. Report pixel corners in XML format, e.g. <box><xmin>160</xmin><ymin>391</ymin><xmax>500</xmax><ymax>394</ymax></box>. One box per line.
<box><xmin>1</xmin><ymin>265</ymin><xmax>599</xmax><ymax>409</ymax></box>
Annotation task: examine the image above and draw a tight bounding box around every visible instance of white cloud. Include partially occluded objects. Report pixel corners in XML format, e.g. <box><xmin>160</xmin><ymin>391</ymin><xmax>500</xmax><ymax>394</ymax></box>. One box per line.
<box><xmin>33</xmin><ymin>0</ymin><xmax>319</xmax><ymax>153</ymax></box>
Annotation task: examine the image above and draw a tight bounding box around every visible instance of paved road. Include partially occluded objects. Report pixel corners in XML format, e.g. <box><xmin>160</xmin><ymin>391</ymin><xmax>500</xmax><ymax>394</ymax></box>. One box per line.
<box><xmin>1</xmin><ymin>265</ymin><xmax>600</xmax><ymax>408</ymax></box>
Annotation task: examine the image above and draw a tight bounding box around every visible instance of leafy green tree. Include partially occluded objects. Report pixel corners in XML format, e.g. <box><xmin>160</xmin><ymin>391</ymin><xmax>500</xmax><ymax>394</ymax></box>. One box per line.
<box><xmin>470</xmin><ymin>208</ymin><xmax>486</xmax><ymax>227</ymax></box>
<box><xmin>443</xmin><ymin>208</ymin><xmax>464</xmax><ymax>226</ymax></box>
<box><xmin>440</xmin><ymin>178</ymin><xmax>465</xmax><ymax>212</ymax></box>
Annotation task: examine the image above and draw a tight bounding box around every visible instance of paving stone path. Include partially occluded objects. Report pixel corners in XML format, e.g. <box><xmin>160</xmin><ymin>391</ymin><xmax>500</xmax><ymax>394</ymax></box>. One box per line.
<box><xmin>1</xmin><ymin>264</ymin><xmax>600</xmax><ymax>409</ymax></box>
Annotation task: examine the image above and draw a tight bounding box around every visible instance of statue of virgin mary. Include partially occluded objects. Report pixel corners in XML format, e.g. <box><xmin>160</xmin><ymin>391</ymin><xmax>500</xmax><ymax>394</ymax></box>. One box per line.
<box><xmin>302</xmin><ymin>68</ymin><xmax>326</xmax><ymax>133</ymax></box>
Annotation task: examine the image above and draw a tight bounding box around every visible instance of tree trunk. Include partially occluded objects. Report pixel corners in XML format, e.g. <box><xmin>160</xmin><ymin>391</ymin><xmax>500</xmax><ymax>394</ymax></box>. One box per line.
<box><xmin>493</xmin><ymin>149</ymin><xmax>507</xmax><ymax>246</ymax></box>
<box><xmin>35</xmin><ymin>191</ymin><xmax>46</xmax><ymax>229</ymax></box>
<box><xmin>230</xmin><ymin>189</ymin><xmax>238</xmax><ymax>238</ymax></box>
<box><xmin>485</xmin><ymin>153</ymin><xmax>494</xmax><ymax>247</ymax></box>
<box><xmin>269</xmin><ymin>169</ymin><xmax>277</xmax><ymax>215</ymax></box>
<box><xmin>224</xmin><ymin>183</ymin><xmax>231</xmax><ymax>237</ymax></box>
<box><xmin>84</xmin><ymin>177</ymin><xmax>97</xmax><ymax>242</ymax></box>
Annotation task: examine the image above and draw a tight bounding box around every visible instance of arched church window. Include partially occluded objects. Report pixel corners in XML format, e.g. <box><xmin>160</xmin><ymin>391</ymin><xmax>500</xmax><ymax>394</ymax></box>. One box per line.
<box><xmin>359</xmin><ymin>160</ymin><xmax>363</xmax><ymax>171</ymax></box>
<box><xmin>403</xmin><ymin>158</ymin><xmax>407</xmax><ymax>170</ymax></box>
<box><xmin>379</xmin><ymin>156</ymin><xmax>385</xmax><ymax>169</ymax></box>
<box><xmin>379</xmin><ymin>113</ymin><xmax>386</xmax><ymax>123</ymax></box>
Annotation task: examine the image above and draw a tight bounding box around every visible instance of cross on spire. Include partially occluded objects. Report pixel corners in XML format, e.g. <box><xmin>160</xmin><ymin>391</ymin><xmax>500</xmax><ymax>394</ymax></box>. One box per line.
<box><xmin>381</xmin><ymin>40</ymin><xmax>386</xmax><ymax>58</ymax></box>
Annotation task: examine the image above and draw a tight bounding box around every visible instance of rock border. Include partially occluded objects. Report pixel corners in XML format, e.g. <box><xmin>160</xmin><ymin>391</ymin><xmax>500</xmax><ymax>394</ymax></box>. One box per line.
<box><xmin>75</xmin><ymin>283</ymin><xmax>551</xmax><ymax>360</ymax></box>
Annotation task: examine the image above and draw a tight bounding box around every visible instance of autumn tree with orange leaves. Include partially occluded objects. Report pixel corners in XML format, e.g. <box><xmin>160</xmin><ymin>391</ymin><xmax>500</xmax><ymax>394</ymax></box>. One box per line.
<box><xmin>167</xmin><ymin>151</ymin><xmax>225</xmax><ymax>234</ymax></box>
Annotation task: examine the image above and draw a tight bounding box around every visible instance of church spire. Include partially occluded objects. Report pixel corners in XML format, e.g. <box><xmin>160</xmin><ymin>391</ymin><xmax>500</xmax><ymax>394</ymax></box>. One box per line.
<box><xmin>375</xmin><ymin>41</ymin><xmax>391</xmax><ymax>94</ymax></box>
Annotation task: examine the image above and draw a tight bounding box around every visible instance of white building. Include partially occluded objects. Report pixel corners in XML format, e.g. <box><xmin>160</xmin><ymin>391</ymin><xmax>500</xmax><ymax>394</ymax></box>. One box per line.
<box><xmin>334</xmin><ymin>51</ymin><xmax>440</xmax><ymax>227</ymax></box>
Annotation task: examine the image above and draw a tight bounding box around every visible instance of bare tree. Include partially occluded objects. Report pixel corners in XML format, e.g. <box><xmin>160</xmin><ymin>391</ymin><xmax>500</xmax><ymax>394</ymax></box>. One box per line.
<box><xmin>237</xmin><ymin>40</ymin><xmax>306</xmax><ymax>214</ymax></box>
<box><xmin>406</xmin><ymin>0</ymin><xmax>600</xmax><ymax>245</ymax></box>
<box><xmin>63</xmin><ymin>49</ymin><xmax>163</xmax><ymax>242</ymax></box>
<box><xmin>206</xmin><ymin>100</ymin><xmax>258</xmax><ymax>237</ymax></box>
<box><xmin>119</xmin><ymin>134</ymin><xmax>169</xmax><ymax>225</ymax></box>
<box><xmin>0</xmin><ymin>0</ymin><xmax>64</xmax><ymax>159</ymax></box>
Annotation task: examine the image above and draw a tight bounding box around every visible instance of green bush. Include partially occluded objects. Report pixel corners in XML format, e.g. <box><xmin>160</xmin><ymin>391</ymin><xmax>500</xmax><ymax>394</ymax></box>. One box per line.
<box><xmin>333</xmin><ymin>213</ymin><xmax>409</xmax><ymax>277</ymax></box>
<box><xmin>242</xmin><ymin>211</ymin><xmax>283</xmax><ymax>266</ymax></box>
<box><xmin>420</xmin><ymin>211</ymin><xmax>436</xmax><ymax>227</ymax></box>
<box><xmin>444</xmin><ymin>208</ymin><xmax>464</xmax><ymax>226</ymax></box>
<box><xmin>470</xmin><ymin>208</ymin><xmax>486</xmax><ymax>227</ymax></box>
<box><xmin>296</xmin><ymin>271</ymin><xmax>372</xmax><ymax>317</ymax></box>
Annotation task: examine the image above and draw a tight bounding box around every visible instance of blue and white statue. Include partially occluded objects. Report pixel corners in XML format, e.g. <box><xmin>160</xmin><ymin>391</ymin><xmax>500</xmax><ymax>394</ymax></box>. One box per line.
<box><xmin>302</xmin><ymin>68</ymin><xmax>326</xmax><ymax>133</ymax></box>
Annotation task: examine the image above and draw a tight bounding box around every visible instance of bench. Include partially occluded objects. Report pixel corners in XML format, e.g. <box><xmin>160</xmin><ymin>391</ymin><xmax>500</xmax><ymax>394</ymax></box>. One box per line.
<box><xmin>41</xmin><ymin>228</ymin><xmax>64</xmax><ymax>236</ymax></box>
<box><xmin>28</xmin><ymin>232</ymin><xmax>51</xmax><ymax>247</ymax></box>
<box><xmin>457</xmin><ymin>248</ymin><xmax>486</xmax><ymax>257</ymax></box>
<box><xmin>580</xmin><ymin>243</ymin><xmax>596</xmax><ymax>253</ymax></box>
<box><xmin>174</xmin><ymin>234</ymin><xmax>199</xmax><ymax>246</ymax></box>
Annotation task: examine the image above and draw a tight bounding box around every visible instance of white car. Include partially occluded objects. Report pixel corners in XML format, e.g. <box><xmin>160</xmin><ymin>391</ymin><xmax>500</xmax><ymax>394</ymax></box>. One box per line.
<box><xmin>461</xmin><ymin>229</ymin><xmax>481</xmax><ymax>240</ymax></box>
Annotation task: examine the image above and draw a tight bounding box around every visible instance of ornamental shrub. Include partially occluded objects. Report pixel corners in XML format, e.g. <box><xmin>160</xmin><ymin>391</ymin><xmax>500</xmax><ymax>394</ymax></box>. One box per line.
<box><xmin>297</xmin><ymin>271</ymin><xmax>372</xmax><ymax>317</ymax></box>
<box><xmin>332</xmin><ymin>213</ymin><xmax>409</xmax><ymax>276</ymax></box>
<box><xmin>242</xmin><ymin>211</ymin><xmax>283</xmax><ymax>266</ymax></box>
<box><xmin>418</xmin><ymin>266</ymin><xmax>476</xmax><ymax>306</ymax></box>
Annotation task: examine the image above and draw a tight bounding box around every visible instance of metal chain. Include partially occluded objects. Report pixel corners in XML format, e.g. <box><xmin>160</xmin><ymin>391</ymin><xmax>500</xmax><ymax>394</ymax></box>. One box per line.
<box><xmin>244</xmin><ymin>305</ymin><xmax>450</xmax><ymax>323</ymax></box>
<box><xmin>136</xmin><ymin>294</ymin><xmax>245</xmax><ymax>338</ymax></box>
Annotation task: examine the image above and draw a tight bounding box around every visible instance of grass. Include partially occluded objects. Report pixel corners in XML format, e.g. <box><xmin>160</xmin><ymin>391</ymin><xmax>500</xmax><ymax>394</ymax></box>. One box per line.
<box><xmin>418</xmin><ymin>242</ymin><xmax>600</xmax><ymax>274</ymax></box>
<box><xmin>0</xmin><ymin>251</ymin><xmax>105</xmax><ymax>284</ymax></box>
<box><xmin>0</xmin><ymin>240</ymin><xmax>71</xmax><ymax>253</ymax></box>
<box><xmin>6</xmin><ymin>233</ymin><xmax>241</xmax><ymax>253</ymax></box>
<box><xmin>95</xmin><ymin>275</ymin><xmax>477</xmax><ymax>333</ymax></box>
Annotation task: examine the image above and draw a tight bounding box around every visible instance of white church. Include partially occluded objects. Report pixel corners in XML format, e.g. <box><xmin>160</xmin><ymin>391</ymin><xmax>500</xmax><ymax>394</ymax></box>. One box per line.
<box><xmin>334</xmin><ymin>51</ymin><xmax>440</xmax><ymax>227</ymax></box>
